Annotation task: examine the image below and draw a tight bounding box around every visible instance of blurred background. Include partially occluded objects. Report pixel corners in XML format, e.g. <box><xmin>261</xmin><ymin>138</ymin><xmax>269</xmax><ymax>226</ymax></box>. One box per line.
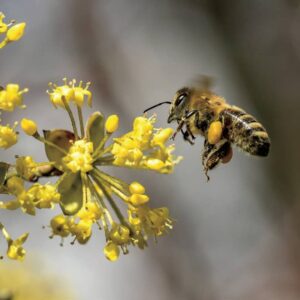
<box><xmin>1</xmin><ymin>0</ymin><xmax>300</xmax><ymax>299</ymax></box>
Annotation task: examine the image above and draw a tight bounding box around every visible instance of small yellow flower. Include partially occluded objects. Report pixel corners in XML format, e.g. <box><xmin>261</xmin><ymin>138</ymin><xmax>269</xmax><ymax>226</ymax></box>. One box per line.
<box><xmin>6</xmin><ymin>232</ymin><xmax>29</xmax><ymax>261</ymax></box>
<box><xmin>47</xmin><ymin>78</ymin><xmax>92</xmax><ymax>108</ymax></box>
<box><xmin>0</xmin><ymin>124</ymin><xmax>17</xmax><ymax>149</ymax></box>
<box><xmin>104</xmin><ymin>241</ymin><xmax>120</xmax><ymax>261</ymax></box>
<box><xmin>63</xmin><ymin>140</ymin><xmax>93</xmax><ymax>173</ymax></box>
<box><xmin>70</xmin><ymin>219</ymin><xmax>93</xmax><ymax>244</ymax></box>
<box><xmin>21</xmin><ymin>118</ymin><xmax>37</xmax><ymax>136</ymax></box>
<box><xmin>109</xmin><ymin>223</ymin><xmax>130</xmax><ymax>245</ymax></box>
<box><xmin>47</xmin><ymin>80</ymin><xmax>74</xmax><ymax>108</ymax></box>
<box><xmin>73</xmin><ymin>80</ymin><xmax>92</xmax><ymax>107</ymax></box>
<box><xmin>28</xmin><ymin>183</ymin><xmax>60</xmax><ymax>209</ymax></box>
<box><xmin>0</xmin><ymin>223</ymin><xmax>29</xmax><ymax>261</ymax></box>
<box><xmin>105</xmin><ymin>115</ymin><xmax>119</xmax><ymax>133</ymax></box>
<box><xmin>0</xmin><ymin>83</ymin><xmax>28</xmax><ymax>111</ymax></box>
<box><xmin>76</xmin><ymin>202</ymin><xmax>102</xmax><ymax>222</ymax></box>
<box><xmin>111</xmin><ymin>116</ymin><xmax>182</xmax><ymax>173</ymax></box>
<box><xmin>3</xmin><ymin>178</ymin><xmax>60</xmax><ymax>215</ymax></box>
<box><xmin>6</xmin><ymin>176</ymin><xmax>24</xmax><ymax>195</ymax></box>
<box><xmin>50</xmin><ymin>215</ymin><xmax>71</xmax><ymax>238</ymax></box>
<box><xmin>6</xmin><ymin>22</ymin><xmax>26</xmax><ymax>42</ymax></box>
<box><xmin>16</xmin><ymin>156</ymin><xmax>39</xmax><ymax>181</ymax></box>
<box><xmin>128</xmin><ymin>206</ymin><xmax>172</xmax><ymax>238</ymax></box>
<box><xmin>17</xmin><ymin>191</ymin><xmax>36</xmax><ymax>215</ymax></box>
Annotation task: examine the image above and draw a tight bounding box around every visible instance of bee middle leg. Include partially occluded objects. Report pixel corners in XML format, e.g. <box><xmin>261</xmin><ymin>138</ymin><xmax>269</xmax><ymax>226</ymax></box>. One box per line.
<box><xmin>202</xmin><ymin>139</ymin><xmax>232</xmax><ymax>181</ymax></box>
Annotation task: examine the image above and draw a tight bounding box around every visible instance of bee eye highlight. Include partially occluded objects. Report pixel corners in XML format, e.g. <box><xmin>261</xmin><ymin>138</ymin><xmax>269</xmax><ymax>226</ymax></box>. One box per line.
<box><xmin>175</xmin><ymin>93</ymin><xmax>187</xmax><ymax>106</ymax></box>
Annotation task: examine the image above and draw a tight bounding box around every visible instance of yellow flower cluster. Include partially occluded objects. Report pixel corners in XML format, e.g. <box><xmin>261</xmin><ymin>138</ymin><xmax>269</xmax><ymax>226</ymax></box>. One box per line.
<box><xmin>50</xmin><ymin>202</ymin><xmax>102</xmax><ymax>245</ymax></box>
<box><xmin>63</xmin><ymin>140</ymin><xmax>94</xmax><ymax>173</ymax></box>
<box><xmin>0</xmin><ymin>12</ymin><xmax>29</xmax><ymax>261</ymax></box>
<box><xmin>0</xmin><ymin>13</ymin><xmax>26</xmax><ymax>49</ymax></box>
<box><xmin>0</xmin><ymin>78</ymin><xmax>181</xmax><ymax>262</ymax></box>
<box><xmin>16</xmin><ymin>156</ymin><xmax>39</xmax><ymax>181</ymax></box>
<box><xmin>0</xmin><ymin>176</ymin><xmax>60</xmax><ymax>215</ymax></box>
<box><xmin>112</xmin><ymin>116</ymin><xmax>182</xmax><ymax>173</ymax></box>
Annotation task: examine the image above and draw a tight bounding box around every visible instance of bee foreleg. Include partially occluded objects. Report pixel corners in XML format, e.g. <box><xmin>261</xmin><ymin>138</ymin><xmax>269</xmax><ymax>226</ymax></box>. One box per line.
<box><xmin>186</xmin><ymin>123</ymin><xmax>196</xmax><ymax>140</ymax></box>
<box><xmin>184</xmin><ymin>110</ymin><xmax>199</xmax><ymax>120</ymax></box>
<box><xmin>171</xmin><ymin>120</ymin><xmax>185</xmax><ymax>140</ymax></box>
<box><xmin>181</xmin><ymin>129</ymin><xmax>195</xmax><ymax>145</ymax></box>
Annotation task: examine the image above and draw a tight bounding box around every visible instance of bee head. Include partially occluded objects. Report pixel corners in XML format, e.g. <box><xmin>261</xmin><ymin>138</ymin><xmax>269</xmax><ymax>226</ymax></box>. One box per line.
<box><xmin>167</xmin><ymin>87</ymin><xmax>191</xmax><ymax>123</ymax></box>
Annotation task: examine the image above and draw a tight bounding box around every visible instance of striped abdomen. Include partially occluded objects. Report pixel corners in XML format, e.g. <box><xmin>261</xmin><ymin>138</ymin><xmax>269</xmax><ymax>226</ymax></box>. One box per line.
<box><xmin>220</xmin><ymin>107</ymin><xmax>270</xmax><ymax>156</ymax></box>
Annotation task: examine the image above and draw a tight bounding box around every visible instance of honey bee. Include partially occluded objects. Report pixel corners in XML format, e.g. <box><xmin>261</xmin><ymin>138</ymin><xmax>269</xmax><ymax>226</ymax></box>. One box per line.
<box><xmin>144</xmin><ymin>79</ymin><xmax>270</xmax><ymax>179</ymax></box>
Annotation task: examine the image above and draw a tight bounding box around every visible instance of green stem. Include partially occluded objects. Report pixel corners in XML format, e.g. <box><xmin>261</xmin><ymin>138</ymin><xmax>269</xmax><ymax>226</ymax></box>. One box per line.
<box><xmin>77</xmin><ymin>106</ymin><xmax>85</xmax><ymax>138</ymax></box>
<box><xmin>94</xmin><ymin>156</ymin><xmax>115</xmax><ymax>166</ymax></box>
<box><xmin>61</xmin><ymin>96</ymin><xmax>79</xmax><ymax>140</ymax></box>
<box><xmin>94</xmin><ymin>144</ymin><xmax>113</xmax><ymax>160</ymax></box>
<box><xmin>91</xmin><ymin>170</ymin><xmax>127</xmax><ymax>226</ymax></box>
<box><xmin>92</xmin><ymin>136</ymin><xmax>109</xmax><ymax>160</ymax></box>
<box><xmin>54</xmin><ymin>172</ymin><xmax>68</xmax><ymax>188</ymax></box>
<box><xmin>93</xmin><ymin>168</ymin><xmax>129</xmax><ymax>195</ymax></box>
<box><xmin>81</xmin><ymin>173</ymin><xmax>88</xmax><ymax>206</ymax></box>
<box><xmin>86</xmin><ymin>175</ymin><xmax>107</xmax><ymax>210</ymax></box>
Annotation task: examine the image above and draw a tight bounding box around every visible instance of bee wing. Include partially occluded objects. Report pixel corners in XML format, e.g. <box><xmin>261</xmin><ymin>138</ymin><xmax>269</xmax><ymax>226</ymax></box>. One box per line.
<box><xmin>192</xmin><ymin>75</ymin><xmax>215</xmax><ymax>93</ymax></box>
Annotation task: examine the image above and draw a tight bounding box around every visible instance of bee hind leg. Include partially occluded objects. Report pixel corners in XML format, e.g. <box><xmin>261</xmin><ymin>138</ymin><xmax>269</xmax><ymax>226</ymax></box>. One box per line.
<box><xmin>202</xmin><ymin>139</ymin><xmax>232</xmax><ymax>181</ymax></box>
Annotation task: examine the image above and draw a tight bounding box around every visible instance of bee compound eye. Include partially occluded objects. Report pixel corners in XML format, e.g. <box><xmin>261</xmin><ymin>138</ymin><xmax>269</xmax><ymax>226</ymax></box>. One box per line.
<box><xmin>175</xmin><ymin>93</ymin><xmax>187</xmax><ymax>106</ymax></box>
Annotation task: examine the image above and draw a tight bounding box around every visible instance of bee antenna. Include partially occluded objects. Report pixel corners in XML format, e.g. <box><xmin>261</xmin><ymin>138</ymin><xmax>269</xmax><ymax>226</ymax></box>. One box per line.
<box><xmin>143</xmin><ymin>101</ymin><xmax>172</xmax><ymax>114</ymax></box>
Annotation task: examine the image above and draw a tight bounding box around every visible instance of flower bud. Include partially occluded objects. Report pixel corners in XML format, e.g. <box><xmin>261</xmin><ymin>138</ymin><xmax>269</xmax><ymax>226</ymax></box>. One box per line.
<box><xmin>21</xmin><ymin>118</ymin><xmax>37</xmax><ymax>136</ymax></box>
<box><xmin>6</xmin><ymin>23</ymin><xmax>26</xmax><ymax>41</ymax></box>
<box><xmin>129</xmin><ymin>194</ymin><xmax>149</xmax><ymax>206</ymax></box>
<box><xmin>129</xmin><ymin>182</ymin><xmax>145</xmax><ymax>195</ymax></box>
<box><xmin>146</xmin><ymin>159</ymin><xmax>164</xmax><ymax>171</ymax></box>
<box><xmin>105</xmin><ymin>115</ymin><xmax>119</xmax><ymax>133</ymax></box>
